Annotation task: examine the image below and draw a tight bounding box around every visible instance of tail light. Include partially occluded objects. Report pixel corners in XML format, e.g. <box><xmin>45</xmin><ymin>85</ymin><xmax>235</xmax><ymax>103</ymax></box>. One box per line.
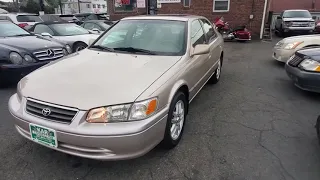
<box><xmin>18</xmin><ymin>23</ymin><xmax>28</xmax><ymax>28</ymax></box>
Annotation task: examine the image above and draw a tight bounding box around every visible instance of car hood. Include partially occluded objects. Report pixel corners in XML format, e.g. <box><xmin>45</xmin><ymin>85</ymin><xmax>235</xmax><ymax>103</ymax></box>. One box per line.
<box><xmin>19</xmin><ymin>49</ymin><xmax>182</xmax><ymax>110</ymax></box>
<box><xmin>53</xmin><ymin>34</ymin><xmax>100</xmax><ymax>45</ymax></box>
<box><xmin>282</xmin><ymin>34</ymin><xmax>320</xmax><ymax>43</ymax></box>
<box><xmin>283</xmin><ymin>17</ymin><xmax>314</xmax><ymax>22</ymax></box>
<box><xmin>0</xmin><ymin>36</ymin><xmax>63</xmax><ymax>51</ymax></box>
<box><xmin>297</xmin><ymin>47</ymin><xmax>320</xmax><ymax>61</ymax></box>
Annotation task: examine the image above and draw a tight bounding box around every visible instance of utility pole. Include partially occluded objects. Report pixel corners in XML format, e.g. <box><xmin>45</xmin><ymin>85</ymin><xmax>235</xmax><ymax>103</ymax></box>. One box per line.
<box><xmin>59</xmin><ymin>0</ymin><xmax>63</xmax><ymax>14</ymax></box>
<box><xmin>39</xmin><ymin>0</ymin><xmax>45</xmax><ymax>15</ymax></box>
<box><xmin>78</xmin><ymin>0</ymin><xmax>81</xmax><ymax>13</ymax></box>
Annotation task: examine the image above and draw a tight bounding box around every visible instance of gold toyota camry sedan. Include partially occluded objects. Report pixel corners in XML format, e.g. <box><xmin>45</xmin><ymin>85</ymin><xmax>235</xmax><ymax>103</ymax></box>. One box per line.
<box><xmin>8</xmin><ymin>15</ymin><xmax>224</xmax><ymax>160</ymax></box>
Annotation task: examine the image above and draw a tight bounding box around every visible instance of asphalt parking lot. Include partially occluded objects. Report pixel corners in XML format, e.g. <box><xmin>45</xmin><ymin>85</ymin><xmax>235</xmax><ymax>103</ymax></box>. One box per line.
<box><xmin>1</xmin><ymin>38</ymin><xmax>320</xmax><ymax>180</ymax></box>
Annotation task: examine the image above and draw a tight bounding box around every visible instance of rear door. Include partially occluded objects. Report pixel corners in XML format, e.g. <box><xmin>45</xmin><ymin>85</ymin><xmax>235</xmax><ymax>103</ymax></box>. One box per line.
<box><xmin>200</xmin><ymin>18</ymin><xmax>221</xmax><ymax>69</ymax></box>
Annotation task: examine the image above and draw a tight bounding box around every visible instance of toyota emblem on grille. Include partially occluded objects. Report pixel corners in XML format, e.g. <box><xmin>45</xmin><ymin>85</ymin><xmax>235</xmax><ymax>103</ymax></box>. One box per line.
<box><xmin>42</xmin><ymin>108</ymin><xmax>51</xmax><ymax>116</ymax></box>
<box><xmin>47</xmin><ymin>49</ymin><xmax>55</xmax><ymax>57</ymax></box>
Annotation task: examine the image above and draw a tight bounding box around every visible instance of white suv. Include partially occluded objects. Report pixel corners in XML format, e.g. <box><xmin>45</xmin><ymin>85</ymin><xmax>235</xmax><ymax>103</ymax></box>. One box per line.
<box><xmin>0</xmin><ymin>13</ymin><xmax>42</xmax><ymax>29</ymax></box>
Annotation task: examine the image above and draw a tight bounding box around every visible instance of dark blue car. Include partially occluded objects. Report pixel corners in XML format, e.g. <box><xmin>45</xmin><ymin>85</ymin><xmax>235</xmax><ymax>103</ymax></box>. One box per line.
<box><xmin>0</xmin><ymin>20</ymin><xmax>72</xmax><ymax>87</ymax></box>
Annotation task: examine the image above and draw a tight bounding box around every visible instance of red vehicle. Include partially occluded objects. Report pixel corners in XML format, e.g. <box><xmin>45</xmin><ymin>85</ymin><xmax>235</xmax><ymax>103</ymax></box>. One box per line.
<box><xmin>214</xmin><ymin>17</ymin><xmax>251</xmax><ymax>42</ymax></box>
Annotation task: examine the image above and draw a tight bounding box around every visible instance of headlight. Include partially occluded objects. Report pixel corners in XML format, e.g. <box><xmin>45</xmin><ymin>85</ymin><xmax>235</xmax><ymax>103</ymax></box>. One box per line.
<box><xmin>283</xmin><ymin>21</ymin><xmax>292</xmax><ymax>27</ymax></box>
<box><xmin>310</xmin><ymin>22</ymin><xmax>315</xmax><ymax>27</ymax></box>
<box><xmin>299</xmin><ymin>59</ymin><xmax>320</xmax><ymax>72</ymax></box>
<box><xmin>65</xmin><ymin>45</ymin><xmax>72</xmax><ymax>53</ymax></box>
<box><xmin>9</xmin><ymin>52</ymin><xmax>23</xmax><ymax>64</ymax></box>
<box><xmin>86</xmin><ymin>98</ymin><xmax>158</xmax><ymax>123</ymax></box>
<box><xmin>283</xmin><ymin>42</ymin><xmax>303</xmax><ymax>50</ymax></box>
<box><xmin>24</xmin><ymin>55</ymin><xmax>35</xmax><ymax>63</ymax></box>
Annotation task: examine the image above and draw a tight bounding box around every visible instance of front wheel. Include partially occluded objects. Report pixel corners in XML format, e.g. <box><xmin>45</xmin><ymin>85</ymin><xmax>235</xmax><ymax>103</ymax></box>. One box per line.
<box><xmin>161</xmin><ymin>91</ymin><xmax>187</xmax><ymax>149</ymax></box>
<box><xmin>73</xmin><ymin>42</ymin><xmax>88</xmax><ymax>52</ymax></box>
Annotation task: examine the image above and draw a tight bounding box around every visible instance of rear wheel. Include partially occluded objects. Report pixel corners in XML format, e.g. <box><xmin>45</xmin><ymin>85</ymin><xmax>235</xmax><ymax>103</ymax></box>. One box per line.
<box><xmin>208</xmin><ymin>58</ymin><xmax>222</xmax><ymax>84</ymax></box>
<box><xmin>161</xmin><ymin>91</ymin><xmax>187</xmax><ymax>149</ymax></box>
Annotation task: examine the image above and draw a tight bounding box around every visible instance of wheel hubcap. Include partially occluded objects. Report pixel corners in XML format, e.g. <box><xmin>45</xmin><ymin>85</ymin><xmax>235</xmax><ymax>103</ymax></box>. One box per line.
<box><xmin>216</xmin><ymin>59</ymin><xmax>221</xmax><ymax>79</ymax></box>
<box><xmin>170</xmin><ymin>100</ymin><xmax>185</xmax><ymax>140</ymax></box>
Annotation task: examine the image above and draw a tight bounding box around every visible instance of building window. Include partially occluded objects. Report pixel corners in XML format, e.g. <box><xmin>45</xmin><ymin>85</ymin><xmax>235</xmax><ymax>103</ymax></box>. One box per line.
<box><xmin>102</xmin><ymin>4</ymin><xmax>106</xmax><ymax>8</ymax></box>
<box><xmin>183</xmin><ymin>0</ymin><xmax>190</xmax><ymax>7</ymax></box>
<box><xmin>98</xmin><ymin>4</ymin><xmax>101</xmax><ymax>8</ymax></box>
<box><xmin>213</xmin><ymin>0</ymin><xmax>230</xmax><ymax>12</ymax></box>
<box><xmin>86</xmin><ymin>4</ymin><xmax>90</xmax><ymax>8</ymax></box>
<box><xmin>93</xmin><ymin>4</ymin><xmax>96</xmax><ymax>8</ymax></box>
<box><xmin>68</xmin><ymin>4</ymin><xmax>71</xmax><ymax>8</ymax></box>
<box><xmin>114</xmin><ymin>0</ymin><xmax>135</xmax><ymax>12</ymax></box>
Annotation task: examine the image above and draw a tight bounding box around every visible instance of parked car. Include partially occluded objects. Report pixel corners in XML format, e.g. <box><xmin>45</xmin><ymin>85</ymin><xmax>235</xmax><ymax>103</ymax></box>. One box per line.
<box><xmin>59</xmin><ymin>14</ymin><xmax>82</xmax><ymax>25</ymax></box>
<box><xmin>272</xmin><ymin>34</ymin><xmax>320</xmax><ymax>63</ymax></box>
<box><xmin>285</xmin><ymin>47</ymin><xmax>320</xmax><ymax>93</ymax></box>
<box><xmin>75</xmin><ymin>12</ymin><xmax>109</xmax><ymax>22</ymax></box>
<box><xmin>0</xmin><ymin>13</ymin><xmax>42</xmax><ymax>29</ymax></box>
<box><xmin>275</xmin><ymin>9</ymin><xmax>315</xmax><ymax>37</ymax></box>
<box><xmin>8</xmin><ymin>15</ymin><xmax>224</xmax><ymax>160</ymax></box>
<box><xmin>81</xmin><ymin>20</ymin><xmax>114</xmax><ymax>33</ymax></box>
<box><xmin>29</xmin><ymin>22</ymin><xmax>100</xmax><ymax>52</ymax></box>
<box><xmin>0</xmin><ymin>20</ymin><xmax>71</xmax><ymax>86</ymax></box>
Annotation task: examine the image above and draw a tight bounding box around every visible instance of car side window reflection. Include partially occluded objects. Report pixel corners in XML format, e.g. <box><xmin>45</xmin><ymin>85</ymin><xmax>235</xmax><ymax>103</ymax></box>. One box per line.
<box><xmin>200</xmin><ymin>19</ymin><xmax>217</xmax><ymax>44</ymax></box>
<box><xmin>34</xmin><ymin>24</ymin><xmax>54</xmax><ymax>35</ymax></box>
<box><xmin>190</xmin><ymin>20</ymin><xmax>206</xmax><ymax>47</ymax></box>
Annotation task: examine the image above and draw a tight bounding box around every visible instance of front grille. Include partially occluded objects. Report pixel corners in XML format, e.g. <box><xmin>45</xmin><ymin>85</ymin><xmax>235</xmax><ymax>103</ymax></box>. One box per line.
<box><xmin>288</xmin><ymin>55</ymin><xmax>304</xmax><ymax>67</ymax></box>
<box><xmin>33</xmin><ymin>48</ymin><xmax>64</xmax><ymax>61</ymax></box>
<box><xmin>26</xmin><ymin>99</ymin><xmax>78</xmax><ymax>123</ymax></box>
<box><xmin>292</xmin><ymin>21</ymin><xmax>309</xmax><ymax>27</ymax></box>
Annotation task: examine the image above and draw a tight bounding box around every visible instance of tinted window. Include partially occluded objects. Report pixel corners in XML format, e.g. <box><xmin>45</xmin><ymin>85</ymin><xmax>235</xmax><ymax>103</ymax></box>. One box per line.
<box><xmin>190</xmin><ymin>20</ymin><xmax>206</xmax><ymax>47</ymax></box>
<box><xmin>200</xmin><ymin>19</ymin><xmax>217</xmax><ymax>43</ymax></box>
<box><xmin>34</xmin><ymin>24</ymin><xmax>54</xmax><ymax>35</ymax></box>
<box><xmin>83</xmin><ymin>22</ymin><xmax>101</xmax><ymax>30</ymax></box>
<box><xmin>93</xmin><ymin>20</ymin><xmax>187</xmax><ymax>56</ymax></box>
<box><xmin>0</xmin><ymin>22</ymin><xmax>30</xmax><ymax>37</ymax></box>
<box><xmin>283</xmin><ymin>11</ymin><xmax>312</xmax><ymax>18</ymax></box>
<box><xmin>60</xmin><ymin>15</ymin><xmax>76</xmax><ymax>21</ymax></box>
<box><xmin>50</xmin><ymin>23</ymin><xmax>89</xmax><ymax>36</ymax></box>
<box><xmin>16</xmin><ymin>15</ymin><xmax>42</xmax><ymax>22</ymax></box>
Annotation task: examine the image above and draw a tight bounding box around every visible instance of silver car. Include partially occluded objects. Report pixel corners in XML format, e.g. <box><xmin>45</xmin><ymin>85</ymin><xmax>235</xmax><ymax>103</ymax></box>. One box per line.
<box><xmin>8</xmin><ymin>15</ymin><xmax>224</xmax><ymax>160</ymax></box>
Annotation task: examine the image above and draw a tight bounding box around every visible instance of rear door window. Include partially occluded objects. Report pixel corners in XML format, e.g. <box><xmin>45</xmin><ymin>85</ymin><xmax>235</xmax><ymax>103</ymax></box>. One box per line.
<box><xmin>17</xmin><ymin>15</ymin><xmax>42</xmax><ymax>22</ymax></box>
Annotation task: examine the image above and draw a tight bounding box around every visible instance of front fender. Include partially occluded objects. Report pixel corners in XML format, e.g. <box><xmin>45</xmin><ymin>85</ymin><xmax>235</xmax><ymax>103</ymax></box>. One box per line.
<box><xmin>167</xmin><ymin>79</ymin><xmax>189</xmax><ymax>105</ymax></box>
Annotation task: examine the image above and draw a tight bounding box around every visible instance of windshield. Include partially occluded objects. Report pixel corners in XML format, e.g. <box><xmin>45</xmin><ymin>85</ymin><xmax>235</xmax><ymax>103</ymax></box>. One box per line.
<box><xmin>283</xmin><ymin>11</ymin><xmax>312</xmax><ymax>18</ymax></box>
<box><xmin>49</xmin><ymin>23</ymin><xmax>89</xmax><ymax>36</ymax></box>
<box><xmin>17</xmin><ymin>15</ymin><xmax>42</xmax><ymax>22</ymax></box>
<box><xmin>92</xmin><ymin>20</ymin><xmax>187</xmax><ymax>56</ymax></box>
<box><xmin>98</xmin><ymin>22</ymin><xmax>112</xmax><ymax>29</ymax></box>
<box><xmin>0</xmin><ymin>22</ymin><xmax>30</xmax><ymax>37</ymax></box>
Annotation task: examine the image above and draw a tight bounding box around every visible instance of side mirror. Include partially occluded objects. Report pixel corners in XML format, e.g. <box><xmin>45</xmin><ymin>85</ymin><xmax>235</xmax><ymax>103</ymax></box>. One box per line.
<box><xmin>88</xmin><ymin>38</ymin><xmax>95</xmax><ymax>46</ymax></box>
<box><xmin>313</xmin><ymin>16</ymin><xmax>317</xmax><ymax>20</ymax></box>
<box><xmin>91</xmin><ymin>28</ymin><xmax>101</xmax><ymax>33</ymax></box>
<box><xmin>41</xmin><ymin>32</ymin><xmax>52</xmax><ymax>38</ymax></box>
<box><xmin>191</xmin><ymin>44</ymin><xmax>210</xmax><ymax>56</ymax></box>
<box><xmin>277</xmin><ymin>16</ymin><xmax>281</xmax><ymax>20</ymax></box>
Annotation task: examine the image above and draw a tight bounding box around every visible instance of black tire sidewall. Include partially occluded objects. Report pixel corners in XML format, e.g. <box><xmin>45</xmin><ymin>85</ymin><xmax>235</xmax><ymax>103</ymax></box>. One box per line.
<box><xmin>162</xmin><ymin>91</ymin><xmax>187</xmax><ymax>147</ymax></box>
<box><xmin>73</xmin><ymin>42</ymin><xmax>87</xmax><ymax>52</ymax></box>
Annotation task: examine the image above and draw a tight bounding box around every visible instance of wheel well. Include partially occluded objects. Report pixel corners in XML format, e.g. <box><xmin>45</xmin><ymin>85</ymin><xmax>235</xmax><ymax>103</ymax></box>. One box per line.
<box><xmin>304</xmin><ymin>44</ymin><xmax>320</xmax><ymax>48</ymax></box>
<box><xmin>177</xmin><ymin>85</ymin><xmax>189</xmax><ymax>114</ymax></box>
<box><xmin>72</xmin><ymin>41</ymin><xmax>88</xmax><ymax>52</ymax></box>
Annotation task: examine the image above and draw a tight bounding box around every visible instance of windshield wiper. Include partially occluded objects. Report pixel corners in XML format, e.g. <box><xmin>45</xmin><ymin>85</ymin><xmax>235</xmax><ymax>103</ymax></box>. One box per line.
<box><xmin>113</xmin><ymin>47</ymin><xmax>157</xmax><ymax>55</ymax></box>
<box><xmin>90</xmin><ymin>45</ymin><xmax>114</xmax><ymax>52</ymax></box>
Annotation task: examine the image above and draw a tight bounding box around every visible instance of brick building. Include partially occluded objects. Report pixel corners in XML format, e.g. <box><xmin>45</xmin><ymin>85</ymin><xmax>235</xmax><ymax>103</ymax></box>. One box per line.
<box><xmin>107</xmin><ymin>0</ymin><xmax>269</xmax><ymax>38</ymax></box>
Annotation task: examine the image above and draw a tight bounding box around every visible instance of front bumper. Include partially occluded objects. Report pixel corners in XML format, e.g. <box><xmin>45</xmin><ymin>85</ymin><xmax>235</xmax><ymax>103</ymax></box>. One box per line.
<box><xmin>283</xmin><ymin>26</ymin><xmax>315</xmax><ymax>33</ymax></box>
<box><xmin>0</xmin><ymin>62</ymin><xmax>49</xmax><ymax>84</ymax></box>
<box><xmin>9</xmin><ymin>95</ymin><xmax>168</xmax><ymax>160</ymax></box>
<box><xmin>285</xmin><ymin>63</ymin><xmax>320</xmax><ymax>93</ymax></box>
<box><xmin>272</xmin><ymin>48</ymin><xmax>295</xmax><ymax>62</ymax></box>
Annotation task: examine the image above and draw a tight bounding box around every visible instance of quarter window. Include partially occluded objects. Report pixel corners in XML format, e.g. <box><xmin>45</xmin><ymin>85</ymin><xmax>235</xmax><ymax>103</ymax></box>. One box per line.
<box><xmin>213</xmin><ymin>0</ymin><xmax>230</xmax><ymax>12</ymax></box>
<box><xmin>190</xmin><ymin>20</ymin><xmax>206</xmax><ymax>47</ymax></box>
<box><xmin>200</xmin><ymin>19</ymin><xmax>217</xmax><ymax>43</ymax></box>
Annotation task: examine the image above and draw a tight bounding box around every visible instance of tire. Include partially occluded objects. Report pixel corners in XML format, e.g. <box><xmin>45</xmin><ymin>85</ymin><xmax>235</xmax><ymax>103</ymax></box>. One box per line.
<box><xmin>161</xmin><ymin>91</ymin><xmax>188</xmax><ymax>149</ymax></box>
<box><xmin>316</xmin><ymin>116</ymin><xmax>320</xmax><ymax>146</ymax></box>
<box><xmin>73</xmin><ymin>42</ymin><xmax>87</xmax><ymax>52</ymax></box>
<box><xmin>208</xmin><ymin>58</ymin><xmax>222</xmax><ymax>84</ymax></box>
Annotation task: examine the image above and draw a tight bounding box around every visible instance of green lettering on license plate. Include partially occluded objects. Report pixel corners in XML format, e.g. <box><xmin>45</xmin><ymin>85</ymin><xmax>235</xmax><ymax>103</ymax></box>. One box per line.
<box><xmin>29</xmin><ymin>123</ymin><xmax>58</xmax><ymax>148</ymax></box>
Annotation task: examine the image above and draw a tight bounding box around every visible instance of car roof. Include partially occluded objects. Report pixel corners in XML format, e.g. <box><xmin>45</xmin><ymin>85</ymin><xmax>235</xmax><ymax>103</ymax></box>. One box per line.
<box><xmin>284</xmin><ymin>9</ymin><xmax>309</xmax><ymax>12</ymax></box>
<box><xmin>34</xmin><ymin>21</ymin><xmax>71</xmax><ymax>25</ymax></box>
<box><xmin>122</xmin><ymin>14</ymin><xmax>204</xmax><ymax>22</ymax></box>
<box><xmin>7</xmin><ymin>13</ymin><xmax>38</xmax><ymax>15</ymax></box>
<box><xmin>84</xmin><ymin>20</ymin><xmax>112</xmax><ymax>23</ymax></box>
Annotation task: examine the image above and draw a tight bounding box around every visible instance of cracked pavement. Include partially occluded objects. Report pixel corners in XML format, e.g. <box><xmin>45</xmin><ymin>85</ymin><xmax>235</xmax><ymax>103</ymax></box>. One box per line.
<box><xmin>1</xmin><ymin>38</ymin><xmax>320</xmax><ymax>180</ymax></box>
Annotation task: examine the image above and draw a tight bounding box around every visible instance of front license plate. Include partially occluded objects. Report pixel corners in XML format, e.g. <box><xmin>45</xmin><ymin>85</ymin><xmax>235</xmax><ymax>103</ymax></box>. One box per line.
<box><xmin>29</xmin><ymin>123</ymin><xmax>58</xmax><ymax>148</ymax></box>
